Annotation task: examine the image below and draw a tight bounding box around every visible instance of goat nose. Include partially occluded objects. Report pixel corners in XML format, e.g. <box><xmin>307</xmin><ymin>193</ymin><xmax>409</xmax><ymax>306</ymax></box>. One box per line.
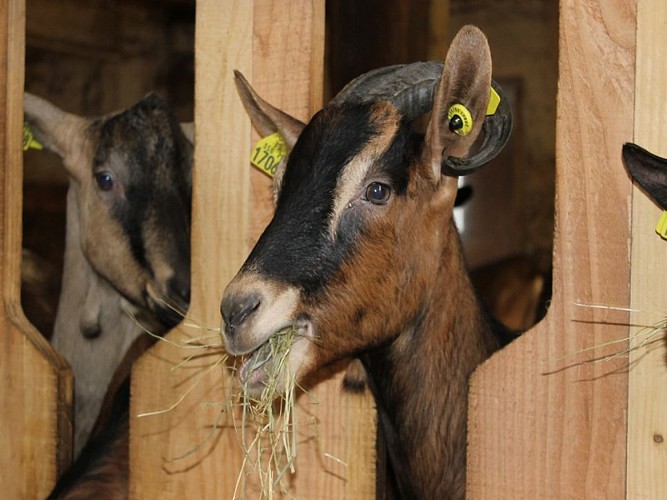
<box><xmin>221</xmin><ymin>293</ymin><xmax>261</xmax><ymax>337</ymax></box>
<box><xmin>168</xmin><ymin>274</ymin><xmax>191</xmax><ymax>310</ymax></box>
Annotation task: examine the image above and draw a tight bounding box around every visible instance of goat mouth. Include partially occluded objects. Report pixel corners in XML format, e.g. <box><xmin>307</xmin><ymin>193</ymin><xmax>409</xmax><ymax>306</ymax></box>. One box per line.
<box><xmin>239</xmin><ymin>340</ymin><xmax>276</xmax><ymax>394</ymax></box>
<box><xmin>145</xmin><ymin>283</ymin><xmax>187</xmax><ymax>328</ymax></box>
<box><xmin>238</xmin><ymin>320</ymin><xmax>312</xmax><ymax>397</ymax></box>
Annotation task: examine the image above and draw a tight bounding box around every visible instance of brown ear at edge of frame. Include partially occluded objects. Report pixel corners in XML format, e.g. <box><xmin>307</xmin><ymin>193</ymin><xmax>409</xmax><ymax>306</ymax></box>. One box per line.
<box><xmin>622</xmin><ymin>142</ymin><xmax>667</xmax><ymax>210</ymax></box>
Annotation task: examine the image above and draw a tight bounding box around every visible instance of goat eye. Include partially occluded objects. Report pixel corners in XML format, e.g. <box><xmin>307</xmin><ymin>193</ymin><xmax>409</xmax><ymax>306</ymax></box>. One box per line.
<box><xmin>365</xmin><ymin>182</ymin><xmax>391</xmax><ymax>205</ymax></box>
<box><xmin>94</xmin><ymin>172</ymin><xmax>114</xmax><ymax>191</ymax></box>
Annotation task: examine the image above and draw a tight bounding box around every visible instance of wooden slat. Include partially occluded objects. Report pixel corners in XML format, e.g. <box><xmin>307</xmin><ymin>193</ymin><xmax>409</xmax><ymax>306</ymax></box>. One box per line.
<box><xmin>0</xmin><ymin>0</ymin><xmax>73</xmax><ymax>497</ymax></box>
<box><xmin>130</xmin><ymin>1</ymin><xmax>376</xmax><ymax>497</ymax></box>
<box><xmin>628</xmin><ymin>0</ymin><xmax>667</xmax><ymax>497</ymax></box>
<box><xmin>130</xmin><ymin>2</ymin><xmax>254</xmax><ymax>496</ymax></box>
<box><xmin>467</xmin><ymin>1</ymin><xmax>635</xmax><ymax>497</ymax></box>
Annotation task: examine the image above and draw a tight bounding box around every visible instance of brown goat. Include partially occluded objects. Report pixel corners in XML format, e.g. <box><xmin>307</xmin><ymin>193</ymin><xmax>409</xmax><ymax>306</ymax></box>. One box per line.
<box><xmin>25</xmin><ymin>93</ymin><xmax>193</xmax><ymax>461</ymax></box>
<box><xmin>24</xmin><ymin>93</ymin><xmax>193</xmax><ymax>500</ymax></box>
<box><xmin>470</xmin><ymin>254</ymin><xmax>550</xmax><ymax>331</ymax></box>
<box><xmin>221</xmin><ymin>26</ymin><xmax>512</xmax><ymax>498</ymax></box>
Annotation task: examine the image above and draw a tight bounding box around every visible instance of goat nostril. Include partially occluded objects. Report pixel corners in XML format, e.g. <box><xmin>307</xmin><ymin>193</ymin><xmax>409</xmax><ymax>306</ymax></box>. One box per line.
<box><xmin>167</xmin><ymin>275</ymin><xmax>191</xmax><ymax>308</ymax></box>
<box><xmin>221</xmin><ymin>293</ymin><xmax>261</xmax><ymax>336</ymax></box>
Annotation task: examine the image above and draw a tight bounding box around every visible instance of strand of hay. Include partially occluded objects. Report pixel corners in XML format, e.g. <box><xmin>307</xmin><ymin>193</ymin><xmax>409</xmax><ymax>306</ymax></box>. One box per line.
<box><xmin>553</xmin><ymin>302</ymin><xmax>666</xmax><ymax>366</ymax></box>
<box><xmin>127</xmin><ymin>297</ymin><xmax>329</xmax><ymax>498</ymax></box>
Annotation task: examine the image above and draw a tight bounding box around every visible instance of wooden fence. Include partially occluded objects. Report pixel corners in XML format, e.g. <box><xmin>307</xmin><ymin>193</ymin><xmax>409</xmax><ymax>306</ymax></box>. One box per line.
<box><xmin>0</xmin><ymin>0</ymin><xmax>664</xmax><ymax>498</ymax></box>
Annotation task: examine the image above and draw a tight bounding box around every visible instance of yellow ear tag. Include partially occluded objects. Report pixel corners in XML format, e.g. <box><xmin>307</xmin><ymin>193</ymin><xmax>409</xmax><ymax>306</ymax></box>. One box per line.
<box><xmin>655</xmin><ymin>211</ymin><xmax>667</xmax><ymax>239</ymax></box>
<box><xmin>486</xmin><ymin>87</ymin><xmax>501</xmax><ymax>116</ymax></box>
<box><xmin>447</xmin><ymin>104</ymin><xmax>473</xmax><ymax>137</ymax></box>
<box><xmin>251</xmin><ymin>131</ymin><xmax>286</xmax><ymax>178</ymax></box>
<box><xmin>23</xmin><ymin>122</ymin><xmax>43</xmax><ymax>151</ymax></box>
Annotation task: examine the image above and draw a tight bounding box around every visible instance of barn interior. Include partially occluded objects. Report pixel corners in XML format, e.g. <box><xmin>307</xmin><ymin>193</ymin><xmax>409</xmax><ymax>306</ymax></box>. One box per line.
<box><xmin>10</xmin><ymin>2</ymin><xmax>663</xmax><ymax>499</ymax></box>
<box><xmin>21</xmin><ymin>0</ymin><xmax>558</xmax><ymax>339</ymax></box>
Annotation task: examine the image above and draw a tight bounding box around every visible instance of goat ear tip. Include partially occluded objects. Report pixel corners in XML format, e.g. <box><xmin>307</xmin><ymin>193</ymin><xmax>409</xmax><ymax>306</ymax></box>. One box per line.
<box><xmin>623</xmin><ymin>142</ymin><xmax>641</xmax><ymax>154</ymax></box>
<box><xmin>623</xmin><ymin>142</ymin><xmax>647</xmax><ymax>160</ymax></box>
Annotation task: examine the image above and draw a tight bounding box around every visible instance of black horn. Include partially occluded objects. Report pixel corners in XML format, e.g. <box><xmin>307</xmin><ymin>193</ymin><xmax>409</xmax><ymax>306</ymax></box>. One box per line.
<box><xmin>330</xmin><ymin>61</ymin><xmax>443</xmax><ymax>122</ymax></box>
<box><xmin>331</xmin><ymin>62</ymin><xmax>513</xmax><ymax>176</ymax></box>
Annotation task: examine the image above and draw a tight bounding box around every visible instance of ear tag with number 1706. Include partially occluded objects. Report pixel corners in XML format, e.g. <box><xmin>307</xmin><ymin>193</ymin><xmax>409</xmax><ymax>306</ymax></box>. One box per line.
<box><xmin>250</xmin><ymin>132</ymin><xmax>287</xmax><ymax>178</ymax></box>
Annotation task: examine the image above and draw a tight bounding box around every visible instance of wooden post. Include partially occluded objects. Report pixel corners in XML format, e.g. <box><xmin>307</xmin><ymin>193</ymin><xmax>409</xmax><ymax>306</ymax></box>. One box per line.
<box><xmin>467</xmin><ymin>1</ymin><xmax>635</xmax><ymax>497</ymax></box>
<box><xmin>130</xmin><ymin>1</ymin><xmax>377</xmax><ymax>497</ymax></box>
<box><xmin>628</xmin><ymin>0</ymin><xmax>667</xmax><ymax>497</ymax></box>
<box><xmin>0</xmin><ymin>0</ymin><xmax>72</xmax><ymax>497</ymax></box>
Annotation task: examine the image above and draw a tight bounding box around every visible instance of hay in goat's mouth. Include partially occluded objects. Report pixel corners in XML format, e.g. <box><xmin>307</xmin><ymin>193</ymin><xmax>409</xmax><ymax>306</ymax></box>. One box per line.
<box><xmin>234</xmin><ymin>326</ymin><xmax>301</xmax><ymax>499</ymax></box>
<box><xmin>129</xmin><ymin>300</ymin><xmax>307</xmax><ymax>498</ymax></box>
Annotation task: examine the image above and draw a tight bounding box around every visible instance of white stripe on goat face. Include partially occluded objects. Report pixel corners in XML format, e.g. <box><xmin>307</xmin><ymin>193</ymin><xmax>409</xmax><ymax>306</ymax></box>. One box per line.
<box><xmin>328</xmin><ymin>104</ymin><xmax>401</xmax><ymax>240</ymax></box>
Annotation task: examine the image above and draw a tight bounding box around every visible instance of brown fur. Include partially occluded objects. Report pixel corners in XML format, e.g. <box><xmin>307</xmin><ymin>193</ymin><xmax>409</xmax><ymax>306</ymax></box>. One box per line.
<box><xmin>308</xmin><ymin>184</ymin><xmax>500</xmax><ymax>498</ymax></box>
<box><xmin>50</xmin><ymin>417</ymin><xmax>129</xmax><ymax>500</ymax></box>
<box><xmin>47</xmin><ymin>335</ymin><xmax>153</xmax><ymax>500</ymax></box>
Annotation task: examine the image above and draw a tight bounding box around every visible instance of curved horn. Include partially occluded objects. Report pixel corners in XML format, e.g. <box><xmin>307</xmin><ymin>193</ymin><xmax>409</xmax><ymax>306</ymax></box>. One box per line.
<box><xmin>441</xmin><ymin>80</ymin><xmax>513</xmax><ymax>176</ymax></box>
<box><xmin>330</xmin><ymin>61</ymin><xmax>444</xmax><ymax>123</ymax></box>
<box><xmin>331</xmin><ymin>63</ymin><xmax>513</xmax><ymax>176</ymax></box>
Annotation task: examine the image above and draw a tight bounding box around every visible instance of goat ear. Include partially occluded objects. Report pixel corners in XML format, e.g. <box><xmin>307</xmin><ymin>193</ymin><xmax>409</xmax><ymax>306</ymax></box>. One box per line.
<box><xmin>24</xmin><ymin>92</ymin><xmax>89</xmax><ymax>179</ymax></box>
<box><xmin>423</xmin><ymin>26</ymin><xmax>510</xmax><ymax>206</ymax></box>
<box><xmin>623</xmin><ymin>142</ymin><xmax>667</xmax><ymax>210</ymax></box>
<box><xmin>234</xmin><ymin>71</ymin><xmax>306</xmax><ymax>200</ymax></box>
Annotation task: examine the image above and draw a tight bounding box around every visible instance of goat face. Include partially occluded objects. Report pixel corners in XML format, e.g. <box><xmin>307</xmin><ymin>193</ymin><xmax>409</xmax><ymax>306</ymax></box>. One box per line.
<box><xmin>623</xmin><ymin>143</ymin><xmax>667</xmax><ymax>210</ymax></box>
<box><xmin>25</xmin><ymin>93</ymin><xmax>193</xmax><ymax>328</ymax></box>
<box><xmin>222</xmin><ymin>25</ymin><xmax>511</xmax><ymax>394</ymax></box>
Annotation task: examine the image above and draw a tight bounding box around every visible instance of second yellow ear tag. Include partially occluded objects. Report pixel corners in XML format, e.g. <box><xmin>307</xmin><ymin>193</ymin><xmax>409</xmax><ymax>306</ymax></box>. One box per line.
<box><xmin>250</xmin><ymin>132</ymin><xmax>287</xmax><ymax>177</ymax></box>
<box><xmin>23</xmin><ymin>123</ymin><xmax>43</xmax><ymax>151</ymax></box>
<box><xmin>486</xmin><ymin>87</ymin><xmax>501</xmax><ymax>116</ymax></box>
<box><xmin>655</xmin><ymin>210</ymin><xmax>667</xmax><ymax>239</ymax></box>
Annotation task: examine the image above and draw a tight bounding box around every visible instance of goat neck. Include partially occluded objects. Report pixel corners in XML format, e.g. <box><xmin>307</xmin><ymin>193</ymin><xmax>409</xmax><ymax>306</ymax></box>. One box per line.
<box><xmin>360</xmin><ymin>218</ymin><xmax>501</xmax><ymax>499</ymax></box>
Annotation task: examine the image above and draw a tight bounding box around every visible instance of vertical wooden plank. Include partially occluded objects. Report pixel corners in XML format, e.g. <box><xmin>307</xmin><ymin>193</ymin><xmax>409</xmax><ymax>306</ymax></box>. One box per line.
<box><xmin>467</xmin><ymin>1</ymin><xmax>635</xmax><ymax>497</ymax></box>
<box><xmin>131</xmin><ymin>1</ymin><xmax>376</xmax><ymax>498</ymax></box>
<box><xmin>628</xmin><ymin>0</ymin><xmax>667</xmax><ymax>497</ymax></box>
<box><xmin>0</xmin><ymin>0</ymin><xmax>72</xmax><ymax>497</ymax></box>
<box><xmin>131</xmin><ymin>1</ymin><xmax>253</xmax><ymax>497</ymax></box>
<box><xmin>248</xmin><ymin>2</ymin><xmax>377</xmax><ymax>499</ymax></box>
<box><xmin>426</xmin><ymin>0</ymin><xmax>449</xmax><ymax>61</ymax></box>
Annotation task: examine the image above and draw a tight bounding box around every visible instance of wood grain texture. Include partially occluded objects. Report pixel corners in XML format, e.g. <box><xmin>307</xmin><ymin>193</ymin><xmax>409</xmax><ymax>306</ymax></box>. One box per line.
<box><xmin>0</xmin><ymin>0</ymin><xmax>73</xmax><ymax>497</ymax></box>
<box><xmin>130</xmin><ymin>1</ymin><xmax>376</xmax><ymax>498</ymax></box>
<box><xmin>628</xmin><ymin>0</ymin><xmax>667</xmax><ymax>497</ymax></box>
<box><xmin>467</xmin><ymin>1</ymin><xmax>635</xmax><ymax>497</ymax></box>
